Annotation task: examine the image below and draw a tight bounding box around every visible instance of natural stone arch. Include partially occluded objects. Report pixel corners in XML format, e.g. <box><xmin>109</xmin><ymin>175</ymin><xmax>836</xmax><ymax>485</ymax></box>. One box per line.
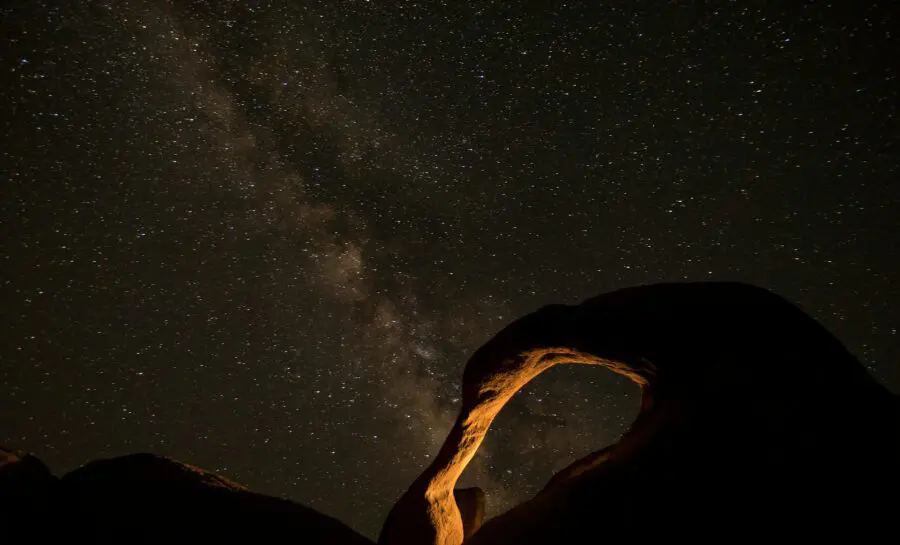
<box><xmin>378</xmin><ymin>281</ymin><xmax>896</xmax><ymax>545</ymax></box>
<box><xmin>380</xmin><ymin>343</ymin><xmax>655</xmax><ymax>545</ymax></box>
<box><xmin>377</xmin><ymin>284</ymin><xmax>671</xmax><ymax>545</ymax></box>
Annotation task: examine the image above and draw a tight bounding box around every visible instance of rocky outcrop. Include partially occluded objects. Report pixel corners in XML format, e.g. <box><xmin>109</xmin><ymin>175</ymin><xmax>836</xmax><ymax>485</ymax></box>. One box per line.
<box><xmin>380</xmin><ymin>282</ymin><xmax>900</xmax><ymax>544</ymax></box>
<box><xmin>1</xmin><ymin>447</ymin><xmax>58</xmax><ymax>539</ymax></box>
<box><xmin>1</xmin><ymin>451</ymin><xmax>373</xmax><ymax>544</ymax></box>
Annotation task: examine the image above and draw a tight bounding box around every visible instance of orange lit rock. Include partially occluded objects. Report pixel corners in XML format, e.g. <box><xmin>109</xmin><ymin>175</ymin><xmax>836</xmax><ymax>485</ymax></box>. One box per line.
<box><xmin>380</xmin><ymin>282</ymin><xmax>900</xmax><ymax>544</ymax></box>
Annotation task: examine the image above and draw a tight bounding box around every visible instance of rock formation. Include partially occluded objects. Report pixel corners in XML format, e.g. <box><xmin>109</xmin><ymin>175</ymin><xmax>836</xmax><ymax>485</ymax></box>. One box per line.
<box><xmin>1</xmin><ymin>450</ymin><xmax>373</xmax><ymax>544</ymax></box>
<box><xmin>3</xmin><ymin>282</ymin><xmax>898</xmax><ymax>543</ymax></box>
<box><xmin>1</xmin><ymin>447</ymin><xmax>57</xmax><ymax>537</ymax></box>
<box><xmin>379</xmin><ymin>281</ymin><xmax>899</xmax><ymax>544</ymax></box>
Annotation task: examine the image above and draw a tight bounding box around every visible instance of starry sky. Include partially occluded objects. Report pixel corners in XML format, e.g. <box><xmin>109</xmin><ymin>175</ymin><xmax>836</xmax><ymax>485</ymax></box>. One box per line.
<box><xmin>2</xmin><ymin>0</ymin><xmax>898</xmax><ymax>538</ymax></box>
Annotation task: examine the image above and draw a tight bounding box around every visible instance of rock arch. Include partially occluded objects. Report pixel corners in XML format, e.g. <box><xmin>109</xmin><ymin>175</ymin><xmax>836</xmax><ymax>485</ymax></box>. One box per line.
<box><xmin>379</xmin><ymin>282</ymin><xmax>899</xmax><ymax>545</ymax></box>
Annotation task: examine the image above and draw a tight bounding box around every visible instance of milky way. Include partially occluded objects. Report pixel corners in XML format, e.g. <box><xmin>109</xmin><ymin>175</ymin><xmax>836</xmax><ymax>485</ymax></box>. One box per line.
<box><xmin>2</xmin><ymin>1</ymin><xmax>897</xmax><ymax>538</ymax></box>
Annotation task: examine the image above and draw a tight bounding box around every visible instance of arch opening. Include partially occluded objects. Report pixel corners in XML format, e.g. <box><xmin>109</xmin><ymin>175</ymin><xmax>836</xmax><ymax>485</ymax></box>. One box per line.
<box><xmin>456</xmin><ymin>362</ymin><xmax>641</xmax><ymax>521</ymax></box>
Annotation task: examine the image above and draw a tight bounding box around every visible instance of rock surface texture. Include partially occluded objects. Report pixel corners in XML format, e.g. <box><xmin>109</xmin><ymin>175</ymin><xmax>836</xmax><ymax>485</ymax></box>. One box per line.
<box><xmin>380</xmin><ymin>282</ymin><xmax>900</xmax><ymax>544</ymax></box>
<box><xmin>3</xmin><ymin>282</ymin><xmax>898</xmax><ymax>543</ymax></box>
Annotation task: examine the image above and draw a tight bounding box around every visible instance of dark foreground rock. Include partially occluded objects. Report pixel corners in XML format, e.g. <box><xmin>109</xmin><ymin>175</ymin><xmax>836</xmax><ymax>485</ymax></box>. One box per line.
<box><xmin>1</xmin><ymin>450</ymin><xmax>372</xmax><ymax>544</ymax></box>
<box><xmin>1</xmin><ymin>447</ymin><xmax>58</xmax><ymax>536</ymax></box>
<box><xmin>380</xmin><ymin>282</ymin><xmax>900</xmax><ymax>544</ymax></box>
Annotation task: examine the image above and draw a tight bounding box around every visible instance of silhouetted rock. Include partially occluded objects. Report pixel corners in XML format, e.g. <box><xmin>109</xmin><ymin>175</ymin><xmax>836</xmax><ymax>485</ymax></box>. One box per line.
<box><xmin>380</xmin><ymin>282</ymin><xmax>900</xmax><ymax>544</ymax></box>
<box><xmin>0</xmin><ymin>450</ymin><xmax>372</xmax><ymax>544</ymax></box>
<box><xmin>1</xmin><ymin>446</ymin><xmax>58</xmax><ymax>539</ymax></box>
<box><xmin>59</xmin><ymin>453</ymin><xmax>374</xmax><ymax>544</ymax></box>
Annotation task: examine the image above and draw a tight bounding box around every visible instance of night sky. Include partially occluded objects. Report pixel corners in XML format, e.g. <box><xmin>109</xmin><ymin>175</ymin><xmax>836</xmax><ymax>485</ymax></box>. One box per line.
<box><xmin>2</xmin><ymin>1</ymin><xmax>898</xmax><ymax>538</ymax></box>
